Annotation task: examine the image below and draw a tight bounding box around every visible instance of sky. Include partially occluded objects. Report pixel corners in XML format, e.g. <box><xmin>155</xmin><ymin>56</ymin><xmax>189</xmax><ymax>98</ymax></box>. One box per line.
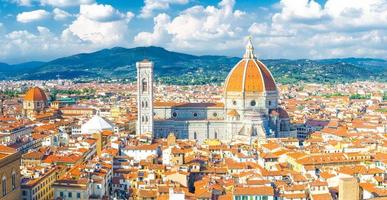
<box><xmin>0</xmin><ymin>0</ymin><xmax>386</xmax><ymax>63</ymax></box>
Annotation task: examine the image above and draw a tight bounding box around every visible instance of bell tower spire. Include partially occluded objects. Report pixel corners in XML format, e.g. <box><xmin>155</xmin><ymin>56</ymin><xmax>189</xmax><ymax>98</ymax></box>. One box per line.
<box><xmin>243</xmin><ymin>36</ymin><xmax>255</xmax><ymax>59</ymax></box>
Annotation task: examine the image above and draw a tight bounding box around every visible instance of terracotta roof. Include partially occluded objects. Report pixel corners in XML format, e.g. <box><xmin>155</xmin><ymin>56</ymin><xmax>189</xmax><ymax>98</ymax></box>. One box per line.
<box><xmin>233</xmin><ymin>186</ymin><xmax>274</xmax><ymax>196</ymax></box>
<box><xmin>224</xmin><ymin>44</ymin><xmax>277</xmax><ymax>94</ymax></box>
<box><xmin>24</xmin><ymin>87</ymin><xmax>47</xmax><ymax>102</ymax></box>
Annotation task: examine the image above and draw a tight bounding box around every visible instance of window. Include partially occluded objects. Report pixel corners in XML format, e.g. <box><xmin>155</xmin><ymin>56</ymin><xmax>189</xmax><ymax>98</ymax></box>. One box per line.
<box><xmin>268</xmin><ymin>101</ymin><xmax>272</xmax><ymax>106</ymax></box>
<box><xmin>68</xmin><ymin>192</ymin><xmax>72</xmax><ymax>198</ymax></box>
<box><xmin>60</xmin><ymin>192</ymin><xmax>63</xmax><ymax>197</ymax></box>
<box><xmin>2</xmin><ymin>176</ymin><xmax>6</xmax><ymax>196</ymax></box>
<box><xmin>213</xmin><ymin>112</ymin><xmax>218</xmax><ymax>117</ymax></box>
<box><xmin>215</xmin><ymin>132</ymin><xmax>218</xmax><ymax>139</ymax></box>
<box><xmin>22</xmin><ymin>190</ymin><xmax>27</xmax><ymax>196</ymax></box>
<box><xmin>172</xmin><ymin>112</ymin><xmax>177</xmax><ymax>118</ymax></box>
<box><xmin>232</xmin><ymin>100</ymin><xmax>237</xmax><ymax>105</ymax></box>
<box><xmin>141</xmin><ymin>101</ymin><xmax>144</xmax><ymax>108</ymax></box>
<box><xmin>193</xmin><ymin>113</ymin><xmax>198</xmax><ymax>117</ymax></box>
<box><xmin>250</xmin><ymin>100</ymin><xmax>256</xmax><ymax>106</ymax></box>
<box><xmin>145</xmin><ymin>101</ymin><xmax>148</xmax><ymax>108</ymax></box>
<box><xmin>11</xmin><ymin>172</ymin><xmax>16</xmax><ymax>191</ymax></box>
<box><xmin>142</xmin><ymin>78</ymin><xmax>148</xmax><ymax>92</ymax></box>
<box><xmin>77</xmin><ymin>193</ymin><xmax>81</xmax><ymax>198</ymax></box>
<box><xmin>193</xmin><ymin>132</ymin><xmax>197</xmax><ymax>140</ymax></box>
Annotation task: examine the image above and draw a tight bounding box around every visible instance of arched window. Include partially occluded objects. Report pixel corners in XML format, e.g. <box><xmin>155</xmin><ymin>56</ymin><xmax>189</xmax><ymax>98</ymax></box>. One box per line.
<box><xmin>193</xmin><ymin>132</ymin><xmax>197</xmax><ymax>140</ymax></box>
<box><xmin>142</xmin><ymin>78</ymin><xmax>148</xmax><ymax>92</ymax></box>
<box><xmin>11</xmin><ymin>172</ymin><xmax>15</xmax><ymax>191</ymax></box>
<box><xmin>141</xmin><ymin>101</ymin><xmax>144</xmax><ymax>108</ymax></box>
<box><xmin>215</xmin><ymin>131</ymin><xmax>218</xmax><ymax>139</ymax></box>
<box><xmin>146</xmin><ymin>116</ymin><xmax>148</xmax><ymax>122</ymax></box>
<box><xmin>2</xmin><ymin>176</ymin><xmax>6</xmax><ymax>196</ymax></box>
<box><xmin>145</xmin><ymin>101</ymin><xmax>148</xmax><ymax>108</ymax></box>
<box><xmin>142</xmin><ymin>116</ymin><xmax>144</xmax><ymax>122</ymax></box>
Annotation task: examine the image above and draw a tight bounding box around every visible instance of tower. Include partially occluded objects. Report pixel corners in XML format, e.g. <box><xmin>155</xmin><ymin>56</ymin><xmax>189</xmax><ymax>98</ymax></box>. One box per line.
<box><xmin>136</xmin><ymin>60</ymin><xmax>154</xmax><ymax>135</ymax></box>
<box><xmin>0</xmin><ymin>94</ymin><xmax>4</xmax><ymax>116</ymax></box>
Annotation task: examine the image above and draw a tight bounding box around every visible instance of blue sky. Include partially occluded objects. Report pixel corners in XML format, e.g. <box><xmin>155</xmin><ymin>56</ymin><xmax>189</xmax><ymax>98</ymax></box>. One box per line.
<box><xmin>0</xmin><ymin>0</ymin><xmax>386</xmax><ymax>63</ymax></box>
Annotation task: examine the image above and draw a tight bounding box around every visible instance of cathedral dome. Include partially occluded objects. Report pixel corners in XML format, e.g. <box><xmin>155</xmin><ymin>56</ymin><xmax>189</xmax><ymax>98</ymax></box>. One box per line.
<box><xmin>24</xmin><ymin>87</ymin><xmax>48</xmax><ymax>102</ymax></box>
<box><xmin>224</xmin><ymin>39</ymin><xmax>276</xmax><ymax>93</ymax></box>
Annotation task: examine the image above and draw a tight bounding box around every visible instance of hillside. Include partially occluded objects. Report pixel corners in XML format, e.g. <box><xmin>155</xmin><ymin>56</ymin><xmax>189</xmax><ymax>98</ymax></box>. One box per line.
<box><xmin>0</xmin><ymin>46</ymin><xmax>385</xmax><ymax>84</ymax></box>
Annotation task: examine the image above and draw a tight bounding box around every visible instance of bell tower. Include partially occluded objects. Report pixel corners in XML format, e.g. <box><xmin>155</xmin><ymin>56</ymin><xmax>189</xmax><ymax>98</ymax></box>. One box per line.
<box><xmin>136</xmin><ymin>60</ymin><xmax>154</xmax><ymax>135</ymax></box>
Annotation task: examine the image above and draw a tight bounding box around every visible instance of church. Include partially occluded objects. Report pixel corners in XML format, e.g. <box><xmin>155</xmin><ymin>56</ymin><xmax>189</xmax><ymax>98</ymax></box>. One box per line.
<box><xmin>137</xmin><ymin>39</ymin><xmax>291</xmax><ymax>143</ymax></box>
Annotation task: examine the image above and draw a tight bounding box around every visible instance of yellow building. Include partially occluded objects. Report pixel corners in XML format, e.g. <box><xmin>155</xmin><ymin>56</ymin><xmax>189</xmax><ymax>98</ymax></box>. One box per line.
<box><xmin>21</xmin><ymin>167</ymin><xmax>59</xmax><ymax>200</ymax></box>
<box><xmin>0</xmin><ymin>145</ymin><xmax>21</xmax><ymax>200</ymax></box>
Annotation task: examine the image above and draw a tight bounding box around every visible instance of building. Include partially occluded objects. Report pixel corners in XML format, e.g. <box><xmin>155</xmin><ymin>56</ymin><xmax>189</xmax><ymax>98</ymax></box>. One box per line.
<box><xmin>21</xmin><ymin>167</ymin><xmax>59</xmax><ymax>200</ymax></box>
<box><xmin>0</xmin><ymin>145</ymin><xmax>21</xmax><ymax>200</ymax></box>
<box><xmin>22</xmin><ymin>87</ymin><xmax>49</xmax><ymax>118</ymax></box>
<box><xmin>136</xmin><ymin>60</ymin><xmax>154</xmax><ymax>135</ymax></box>
<box><xmin>339</xmin><ymin>177</ymin><xmax>360</xmax><ymax>200</ymax></box>
<box><xmin>80</xmin><ymin>115</ymin><xmax>114</xmax><ymax>135</ymax></box>
<box><xmin>137</xmin><ymin>38</ymin><xmax>291</xmax><ymax>143</ymax></box>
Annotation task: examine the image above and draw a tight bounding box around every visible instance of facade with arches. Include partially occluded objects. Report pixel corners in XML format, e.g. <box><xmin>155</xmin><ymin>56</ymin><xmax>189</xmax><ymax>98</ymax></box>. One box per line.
<box><xmin>136</xmin><ymin>39</ymin><xmax>291</xmax><ymax>143</ymax></box>
<box><xmin>0</xmin><ymin>146</ymin><xmax>21</xmax><ymax>200</ymax></box>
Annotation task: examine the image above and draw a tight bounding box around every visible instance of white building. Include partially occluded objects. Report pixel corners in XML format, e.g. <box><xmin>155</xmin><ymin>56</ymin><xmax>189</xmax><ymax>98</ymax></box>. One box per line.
<box><xmin>137</xmin><ymin>39</ymin><xmax>291</xmax><ymax>143</ymax></box>
<box><xmin>80</xmin><ymin>115</ymin><xmax>113</xmax><ymax>134</ymax></box>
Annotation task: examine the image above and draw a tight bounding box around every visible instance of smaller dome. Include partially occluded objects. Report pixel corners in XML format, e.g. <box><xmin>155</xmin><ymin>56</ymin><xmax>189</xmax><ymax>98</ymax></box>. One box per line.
<box><xmin>24</xmin><ymin>87</ymin><xmax>48</xmax><ymax>102</ymax></box>
<box><xmin>81</xmin><ymin>115</ymin><xmax>113</xmax><ymax>134</ymax></box>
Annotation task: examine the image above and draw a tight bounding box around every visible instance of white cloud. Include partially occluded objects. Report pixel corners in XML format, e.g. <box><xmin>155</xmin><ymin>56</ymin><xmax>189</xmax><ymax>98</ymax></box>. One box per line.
<box><xmin>3</xmin><ymin>0</ymin><xmax>387</xmax><ymax>62</ymax></box>
<box><xmin>53</xmin><ymin>8</ymin><xmax>72</xmax><ymax>20</ymax></box>
<box><xmin>165</xmin><ymin>0</ymin><xmax>246</xmax><ymax>51</ymax></box>
<box><xmin>40</xmin><ymin>0</ymin><xmax>94</xmax><ymax>7</ymax></box>
<box><xmin>65</xmin><ymin>3</ymin><xmax>134</xmax><ymax>45</ymax></box>
<box><xmin>80</xmin><ymin>3</ymin><xmax>130</xmax><ymax>22</ymax></box>
<box><xmin>134</xmin><ymin>13</ymin><xmax>171</xmax><ymax>45</ymax></box>
<box><xmin>16</xmin><ymin>9</ymin><xmax>50</xmax><ymax>23</ymax></box>
<box><xmin>13</xmin><ymin>0</ymin><xmax>33</xmax><ymax>6</ymax></box>
<box><xmin>245</xmin><ymin>0</ymin><xmax>387</xmax><ymax>59</ymax></box>
<box><xmin>140</xmin><ymin>0</ymin><xmax>189</xmax><ymax>18</ymax></box>
<box><xmin>272</xmin><ymin>0</ymin><xmax>324</xmax><ymax>24</ymax></box>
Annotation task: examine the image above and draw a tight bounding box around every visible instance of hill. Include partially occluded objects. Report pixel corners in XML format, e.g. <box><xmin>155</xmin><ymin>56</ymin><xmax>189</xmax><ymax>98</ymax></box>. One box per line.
<box><xmin>0</xmin><ymin>46</ymin><xmax>385</xmax><ymax>84</ymax></box>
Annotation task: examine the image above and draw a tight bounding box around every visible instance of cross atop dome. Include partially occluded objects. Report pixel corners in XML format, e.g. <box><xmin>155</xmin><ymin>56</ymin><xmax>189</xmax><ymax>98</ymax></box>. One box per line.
<box><xmin>243</xmin><ymin>36</ymin><xmax>256</xmax><ymax>59</ymax></box>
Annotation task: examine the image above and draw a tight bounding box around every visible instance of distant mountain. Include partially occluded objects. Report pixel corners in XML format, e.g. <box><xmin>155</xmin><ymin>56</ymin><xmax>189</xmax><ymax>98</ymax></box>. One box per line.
<box><xmin>0</xmin><ymin>46</ymin><xmax>386</xmax><ymax>84</ymax></box>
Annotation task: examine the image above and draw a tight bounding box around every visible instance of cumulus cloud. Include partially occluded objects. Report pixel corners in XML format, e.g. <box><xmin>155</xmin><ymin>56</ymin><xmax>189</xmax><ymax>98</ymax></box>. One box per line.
<box><xmin>13</xmin><ymin>0</ymin><xmax>33</xmax><ymax>6</ymax></box>
<box><xmin>40</xmin><ymin>0</ymin><xmax>94</xmax><ymax>7</ymax></box>
<box><xmin>65</xmin><ymin>3</ymin><xmax>134</xmax><ymax>45</ymax></box>
<box><xmin>3</xmin><ymin>0</ymin><xmax>387</xmax><ymax>62</ymax></box>
<box><xmin>246</xmin><ymin>0</ymin><xmax>387</xmax><ymax>59</ymax></box>
<box><xmin>135</xmin><ymin>0</ymin><xmax>247</xmax><ymax>53</ymax></box>
<box><xmin>16</xmin><ymin>9</ymin><xmax>50</xmax><ymax>23</ymax></box>
<box><xmin>53</xmin><ymin>8</ymin><xmax>72</xmax><ymax>20</ymax></box>
<box><xmin>140</xmin><ymin>0</ymin><xmax>189</xmax><ymax>18</ymax></box>
<box><xmin>134</xmin><ymin>13</ymin><xmax>171</xmax><ymax>46</ymax></box>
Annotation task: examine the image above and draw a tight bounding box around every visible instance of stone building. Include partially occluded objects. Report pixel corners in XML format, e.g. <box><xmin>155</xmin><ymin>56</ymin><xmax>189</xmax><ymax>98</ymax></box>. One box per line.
<box><xmin>137</xmin><ymin>39</ymin><xmax>291</xmax><ymax>143</ymax></box>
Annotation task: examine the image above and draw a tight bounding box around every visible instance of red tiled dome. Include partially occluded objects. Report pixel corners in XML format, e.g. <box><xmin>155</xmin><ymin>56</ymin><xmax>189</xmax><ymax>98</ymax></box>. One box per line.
<box><xmin>224</xmin><ymin>39</ymin><xmax>277</xmax><ymax>93</ymax></box>
<box><xmin>24</xmin><ymin>87</ymin><xmax>47</xmax><ymax>102</ymax></box>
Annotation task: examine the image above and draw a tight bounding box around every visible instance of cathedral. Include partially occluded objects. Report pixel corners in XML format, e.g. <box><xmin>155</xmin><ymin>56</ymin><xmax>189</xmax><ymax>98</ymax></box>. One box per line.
<box><xmin>137</xmin><ymin>39</ymin><xmax>291</xmax><ymax>143</ymax></box>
